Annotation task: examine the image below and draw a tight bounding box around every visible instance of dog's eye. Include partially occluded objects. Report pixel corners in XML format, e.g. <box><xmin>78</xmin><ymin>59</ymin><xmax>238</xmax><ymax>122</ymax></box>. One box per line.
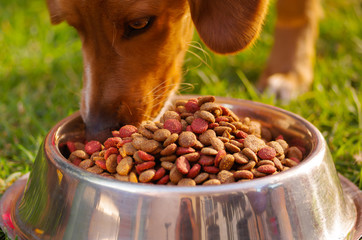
<box><xmin>128</xmin><ymin>17</ymin><xmax>150</xmax><ymax>30</ymax></box>
<box><xmin>123</xmin><ymin>16</ymin><xmax>154</xmax><ymax>39</ymax></box>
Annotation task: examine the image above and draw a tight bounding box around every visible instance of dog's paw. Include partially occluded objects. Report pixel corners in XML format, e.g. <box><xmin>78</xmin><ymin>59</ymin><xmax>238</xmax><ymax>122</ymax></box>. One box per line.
<box><xmin>257</xmin><ymin>72</ymin><xmax>310</xmax><ymax>102</ymax></box>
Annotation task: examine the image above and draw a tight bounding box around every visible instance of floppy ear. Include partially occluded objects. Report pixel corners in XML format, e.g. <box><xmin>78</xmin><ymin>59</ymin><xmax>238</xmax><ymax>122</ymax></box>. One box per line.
<box><xmin>46</xmin><ymin>0</ymin><xmax>65</xmax><ymax>24</ymax></box>
<box><xmin>188</xmin><ymin>0</ymin><xmax>269</xmax><ymax>54</ymax></box>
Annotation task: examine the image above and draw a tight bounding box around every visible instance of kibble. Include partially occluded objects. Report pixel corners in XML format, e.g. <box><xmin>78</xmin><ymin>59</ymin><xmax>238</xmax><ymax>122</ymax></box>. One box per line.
<box><xmin>64</xmin><ymin>95</ymin><xmax>306</xmax><ymax>186</ymax></box>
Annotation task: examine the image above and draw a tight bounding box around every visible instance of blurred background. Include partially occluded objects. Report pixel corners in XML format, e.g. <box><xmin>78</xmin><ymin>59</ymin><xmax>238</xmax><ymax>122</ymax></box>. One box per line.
<box><xmin>0</xmin><ymin>0</ymin><xmax>361</xmax><ymax>198</ymax></box>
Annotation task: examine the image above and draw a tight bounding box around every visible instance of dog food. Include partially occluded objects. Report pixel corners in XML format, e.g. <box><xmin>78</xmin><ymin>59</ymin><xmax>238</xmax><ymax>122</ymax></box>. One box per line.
<box><xmin>64</xmin><ymin>96</ymin><xmax>305</xmax><ymax>186</ymax></box>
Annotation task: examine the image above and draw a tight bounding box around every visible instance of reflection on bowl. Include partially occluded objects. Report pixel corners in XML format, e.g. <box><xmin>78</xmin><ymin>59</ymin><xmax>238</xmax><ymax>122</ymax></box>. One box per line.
<box><xmin>1</xmin><ymin>96</ymin><xmax>361</xmax><ymax>240</ymax></box>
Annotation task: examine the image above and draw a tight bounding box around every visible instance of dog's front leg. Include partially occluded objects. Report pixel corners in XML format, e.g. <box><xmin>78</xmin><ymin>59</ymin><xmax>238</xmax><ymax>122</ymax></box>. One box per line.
<box><xmin>258</xmin><ymin>0</ymin><xmax>321</xmax><ymax>101</ymax></box>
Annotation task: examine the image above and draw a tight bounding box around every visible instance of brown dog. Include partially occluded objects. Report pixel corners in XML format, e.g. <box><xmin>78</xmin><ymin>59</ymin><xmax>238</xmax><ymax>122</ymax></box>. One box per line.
<box><xmin>46</xmin><ymin>0</ymin><xmax>320</xmax><ymax>140</ymax></box>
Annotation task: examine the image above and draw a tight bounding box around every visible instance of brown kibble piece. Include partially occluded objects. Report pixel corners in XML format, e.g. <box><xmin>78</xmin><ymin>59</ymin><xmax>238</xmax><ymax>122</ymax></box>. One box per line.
<box><xmin>244</xmin><ymin>135</ymin><xmax>265</xmax><ymax>152</ymax></box>
<box><xmin>87</xmin><ymin>165</ymin><xmax>104</xmax><ymax>174</ymax></box>
<box><xmin>197</xmin><ymin>95</ymin><xmax>215</xmax><ymax>106</ymax></box>
<box><xmin>106</xmin><ymin>154</ymin><xmax>118</xmax><ymax>173</ymax></box>
<box><xmin>170</xmin><ymin>166</ymin><xmax>183</xmax><ymax>184</ymax></box>
<box><xmin>201</xmin><ymin>147</ymin><xmax>218</xmax><ymax>155</ymax></box>
<box><xmin>79</xmin><ymin>159</ymin><xmax>94</xmax><ymax>169</ymax></box>
<box><xmin>242</xmin><ymin>148</ymin><xmax>258</xmax><ymax>162</ymax></box>
<box><xmin>267</xmin><ymin>141</ymin><xmax>284</xmax><ymax>157</ymax></box>
<box><xmin>217</xmin><ymin>170</ymin><xmax>235</xmax><ymax>184</ymax></box>
<box><xmin>194</xmin><ymin>172</ymin><xmax>209</xmax><ymax>184</ymax></box>
<box><xmin>140</xmin><ymin>140</ymin><xmax>160</xmax><ymax>153</ymax></box>
<box><xmin>198</xmin><ymin>129</ymin><xmax>217</xmax><ymax>146</ymax></box>
<box><xmin>233</xmin><ymin>152</ymin><xmax>249</xmax><ymax>164</ymax></box>
<box><xmin>219</xmin><ymin>154</ymin><xmax>235</xmax><ymax>171</ymax></box>
<box><xmin>287</xmin><ymin>146</ymin><xmax>303</xmax><ymax>161</ymax></box>
<box><xmin>116</xmin><ymin>157</ymin><xmax>133</xmax><ymax>176</ymax></box>
<box><xmin>224</xmin><ymin>142</ymin><xmax>240</xmax><ymax>153</ymax></box>
<box><xmin>178</xmin><ymin>178</ymin><xmax>196</xmax><ymax>186</ymax></box>
<box><xmin>178</xmin><ymin>131</ymin><xmax>197</xmax><ymax>148</ymax></box>
<box><xmin>276</xmin><ymin>139</ymin><xmax>289</xmax><ymax>151</ymax></box>
<box><xmin>162</xmin><ymin>111</ymin><xmax>181</xmax><ymax>122</ymax></box>
<box><xmin>139</xmin><ymin>169</ymin><xmax>156</xmax><ymax>183</ymax></box>
<box><xmin>161</xmin><ymin>161</ymin><xmax>174</xmax><ymax>170</ymax></box>
<box><xmin>234</xmin><ymin>170</ymin><xmax>254</xmax><ymax>180</ymax></box>
<box><xmin>160</xmin><ymin>143</ymin><xmax>177</xmax><ymax>156</ymax></box>
<box><xmin>272</xmin><ymin>157</ymin><xmax>284</xmax><ymax>171</ymax></box>
<box><xmin>238</xmin><ymin>161</ymin><xmax>256</xmax><ymax>171</ymax></box>
<box><xmin>203</xmin><ymin>179</ymin><xmax>221</xmax><ymax>185</ymax></box>
<box><xmin>198</xmin><ymin>110</ymin><xmax>216</xmax><ymax>123</ymax></box>
<box><xmin>183</xmin><ymin>152</ymin><xmax>200</xmax><ymax>162</ymax></box>
<box><xmin>163</xmin><ymin>133</ymin><xmax>179</xmax><ymax>147</ymax></box>
<box><xmin>210</xmin><ymin>137</ymin><xmax>224</xmax><ymax>151</ymax></box>
<box><xmin>70</xmin><ymin>150</ymin><xmax>89</xmax><ymax>160</ymax></box>
<box><xmin>153</xmin><ymin>129</ymin><xmax>171</xmax><ymax>142</ymax></box>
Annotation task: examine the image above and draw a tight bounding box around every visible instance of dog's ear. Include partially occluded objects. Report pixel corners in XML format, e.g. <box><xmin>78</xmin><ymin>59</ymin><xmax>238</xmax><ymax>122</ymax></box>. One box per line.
<box><xmin>188</xmin><ymin>0</ymin><xmax>269</xmax><ymax>54</ymax></box>
<box><xmin>46</xmin><ymin>0</ymin><xmax>64</xmax><ymax>24</ymax></box>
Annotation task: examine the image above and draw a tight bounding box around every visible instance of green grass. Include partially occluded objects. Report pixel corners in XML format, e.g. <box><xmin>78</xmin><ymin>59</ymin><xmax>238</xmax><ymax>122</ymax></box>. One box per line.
<box><xmin>0</xmin><ymin>0</ymin><xmax>361</xmax><ymax>236</ymax></box>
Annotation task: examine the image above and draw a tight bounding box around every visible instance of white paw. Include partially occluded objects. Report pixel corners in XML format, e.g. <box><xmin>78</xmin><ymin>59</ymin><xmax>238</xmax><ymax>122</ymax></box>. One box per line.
<box><xmin>259</xmin><ymin>73</ymin><xmax>309</xmax><ymax>102</ymax></box>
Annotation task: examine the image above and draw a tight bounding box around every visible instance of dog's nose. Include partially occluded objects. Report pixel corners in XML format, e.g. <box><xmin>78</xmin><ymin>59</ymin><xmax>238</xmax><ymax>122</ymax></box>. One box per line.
<box><xmin>82</xmin><ymin>112</ymin><xmax>120</xmax><ymax>142</ymax></box>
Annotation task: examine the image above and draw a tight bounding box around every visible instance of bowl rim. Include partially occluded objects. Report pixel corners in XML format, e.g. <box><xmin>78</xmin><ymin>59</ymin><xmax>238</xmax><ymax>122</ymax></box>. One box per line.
<box><xmin>46</xmin><ymin>95</ymin><xmax>326</xmax><ymax>195</ymax></box>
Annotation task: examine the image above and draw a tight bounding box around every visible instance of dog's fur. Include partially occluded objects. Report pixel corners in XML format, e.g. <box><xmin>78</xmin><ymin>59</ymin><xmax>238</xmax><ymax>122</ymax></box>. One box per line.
<box><xmin>46</xmin><ymin>0</ymin><xmax>320</xmax><ymax>140</ymax></box>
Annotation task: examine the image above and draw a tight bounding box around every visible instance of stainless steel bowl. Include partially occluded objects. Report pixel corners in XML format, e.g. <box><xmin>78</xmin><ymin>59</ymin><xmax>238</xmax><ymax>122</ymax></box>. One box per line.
<box><xmin>1</xmin><ymin>96</ymin><xmax>361</xmax><ymax>240</ymax></box>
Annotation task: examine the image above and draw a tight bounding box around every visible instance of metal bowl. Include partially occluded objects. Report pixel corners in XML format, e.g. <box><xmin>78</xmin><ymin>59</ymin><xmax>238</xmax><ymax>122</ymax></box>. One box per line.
<box><xmin>1</xmin><ymin>96</ymin><xmax>361</xmax><ymax>240</ymax></box>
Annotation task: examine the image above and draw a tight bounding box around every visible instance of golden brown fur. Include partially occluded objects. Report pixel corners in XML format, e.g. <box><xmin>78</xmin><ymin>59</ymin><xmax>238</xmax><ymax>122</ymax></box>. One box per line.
<box><xmin>46</xmin><ymin>0</ymin><xmax>320</xmax><ymax>139</ymax></box>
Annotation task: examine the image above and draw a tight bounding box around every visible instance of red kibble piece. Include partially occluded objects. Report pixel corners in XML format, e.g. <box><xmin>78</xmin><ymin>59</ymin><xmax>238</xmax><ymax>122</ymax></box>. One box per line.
<box><xmin>176</xmin><ymin>147</ymin><xmax>195</xmax><ymax>155</ymax></box>
<box><xmin>257</xmin><ymin>146</ymin><xmax>277</xmax><ymax>160</ymax></box>
<box><xmin>186</xmin><ymin>125</ymin><xmax>192</xmax><ymax>132</ymax></box>
<box><xmin>257</xmin><ymin>165</ymin><xmax>276</xmax><ymax>174</ymax></box>
<box><xmin>198</xmin><ymin>155</ymin><xmax>214</xmax><ymax>166</ymax></box>
<box><xmin>84</xmin><ymin>140</ymin><xmax>102</xmax><ymax>155</ymax></box>
<box><xmin>164</xmin><ymin>119</ymin><xmax>182</xmax><ymax>134</ymax></box>
<box><xmin>104</xmin><ymin>137</ymin><xmax>122</xmax><ymax>149</ymax></box>
<box><xmin>117</xmin><ymin>155</ymin><xmax>123</xmax><ymax>164</ymax></box>
<box><xmin>215</xmin><ymin>116</ymin><xmax>229</xmax><ymax>122</ymax></box>
<box><xmin>72</xmin><ymin>157</ymin><xmax>82</xmax><ymax>166</ymax></box>
<box><xmin>104</xmin><ymin>147</ymin><xmax>119</xmax><ymax>160</ymax></box>
<box><xmin>237</xmin><ymin>139</ymin><xmax>245</xmax><ymax>144</ymax></box>
<box><xmin>187</xmin><ymin>164</ymin><xmax>201</xmax><ymax>178</ymax></box>
<box><xmin>137</xmin><ymin>150</ymin><xmax>155</xmax><ymax>161</ymax></box>
<box><xmin>122</xmin><ymin>138</ymin><xmax>132</xmax><ymax>144</ymax></box>
<box><xmin>289</xmin><ymin>157</ymin><xmax>300</xmax><ymax>163</ymax></box>
<box><xmin>119</xmin><ymin>125</ymin><xmax>138</xmax><ymax>138</ymax></box>
<box><xmin>203</xmin><ymin>166</ymin><xmax>220</xmax><ymax>174</ymax></box>
<box><xmin>236</xmin><ymin>130</ymin><xmax>248</xmax><ymax>139</ymax></box>
<box><xmin>191</xmin><ymin>118</ymin><xmax>209</xmax><ymax>134</ymax></box>
<box><xmin>66</xmin><ymin>141</ymin><xmax>77</xmax><ymax>153</ymax></box>
<box><xmin>276</xmin><ymin>135</ymin><xmax>284</xmax><ymax>140</ymax></box>
<box><xmin>176</xmin><ymin>156</ymin><xmax>190</xmax><ymax>175</ymax></box>
<box><xmin>185</xmin><ymin>99</ymin><xmax>200</xmax><ymax>113</ymax></box>
<box><xmin>136</xmin><ymin>161</ymin><xmax>156</xmax><ymax>173</ymax></box>
<box><xmin>214</xmin><ymin>149</ymin><xmax>227</xmax><ymax>167</ymax></box>
<box><xmin>111</xmin><ymin>130</ymin><xmax>121</xmax><ymax>137</ymax></box>
<box><xmin>208</xmin><ymin>123</ymin><xmax>219</xmax><ymax>129</ymax></box>
<box><xmin>157</xmin><ymin>175</ymin><xmax>170</xmax><ymax>185</ymax></box>
<box><xmin>95</xmin><ymin>159</ymin><xmax>107</xmax><ymax>170</ymax></box>
<box><xmin>152</xmin><ymin>168</ymin><xmax>166</xmax><ymax>181</ymax></box>
<box><xmin>220</xmin><ymin>106</ymin><xmax>230</xmax><ymax>116</ymax></box>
